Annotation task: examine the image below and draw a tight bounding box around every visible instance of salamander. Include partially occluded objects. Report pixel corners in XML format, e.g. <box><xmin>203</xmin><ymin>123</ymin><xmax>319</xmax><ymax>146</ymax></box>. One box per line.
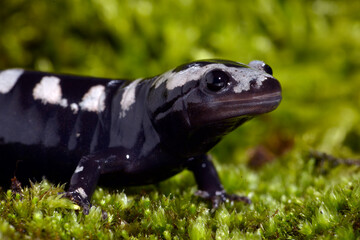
<box><xmin>0</xmin><ymin>59</ymin><xmax>282</xmax><ymax>214</ymax></box>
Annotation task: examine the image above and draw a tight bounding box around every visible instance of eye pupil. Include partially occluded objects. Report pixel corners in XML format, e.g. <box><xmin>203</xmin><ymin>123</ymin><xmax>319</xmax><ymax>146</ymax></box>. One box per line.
<box><xmin>205</xmin><ymin>70</ymin><xmax>229</xmax><ymax>91</ymax></box>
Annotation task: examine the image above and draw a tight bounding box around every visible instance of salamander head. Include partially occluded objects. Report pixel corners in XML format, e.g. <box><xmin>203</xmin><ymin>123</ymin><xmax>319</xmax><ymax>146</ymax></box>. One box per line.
<box><xmin>148</xmin><ymin>59</ymin><xmax>282</xmax><ymax>156</ymax></box>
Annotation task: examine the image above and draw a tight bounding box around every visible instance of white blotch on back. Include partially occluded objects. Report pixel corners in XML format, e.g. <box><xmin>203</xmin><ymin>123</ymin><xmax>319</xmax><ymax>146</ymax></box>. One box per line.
<box><xmin>70</xmin><ymin>103</ymin><xmax>79</xmax><ymax>114</ymax></box>
<box><xmin>152</xmin><ymin>63</ymin><xmax>272</xmax><ymax>93</ymax></box>
<box><xmin>75</xmin><ymin>165</ymin><xmax>84</xmax><ymax>173</ymax></box>
<box><xmin>59</xmin><ymin>99</ymin><xmax>68</xmax><ymax>108</ymax></box>
<box><xmin>79</xmin><ymin>85</ymin><xmax>105</xmax><ymax>112</ymax></box>
<box><xmin>33</xmin><ymin>76</ymin><xmax>68</xmax><ymax>107</ymax></box>
<box><xmin>0</xmin><ymin>69</ymin><xmax>24</xmax><ymax>94</ymax></box>
<box><xmin>119</xmin><ymin>79</ymin><xmax>141</xmax><ymax>118</ymax></box>
<box><xmin>98</xmin><ymin>90</ymin><xmax>106</xmax><ymax>111</ymax></box>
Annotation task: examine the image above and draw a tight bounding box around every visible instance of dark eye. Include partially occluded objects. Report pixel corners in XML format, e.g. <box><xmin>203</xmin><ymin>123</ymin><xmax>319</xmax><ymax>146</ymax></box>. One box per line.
<box><xmin>205</xmin><ymin>70</ymin><xmax>229</xmax><ymax>92</ymax></box>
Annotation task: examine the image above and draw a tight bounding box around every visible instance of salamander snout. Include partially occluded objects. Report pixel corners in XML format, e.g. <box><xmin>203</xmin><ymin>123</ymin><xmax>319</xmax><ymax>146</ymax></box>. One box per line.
<box><xmin>255</xmin><ymin>77</ymin><xmax>282</xmax><ymax>94</ymax></box>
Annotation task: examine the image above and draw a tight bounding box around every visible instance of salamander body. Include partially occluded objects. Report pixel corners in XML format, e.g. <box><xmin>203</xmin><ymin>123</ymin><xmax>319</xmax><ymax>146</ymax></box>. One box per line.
<box><xmin>0</xmin><ymin>59</ymin><xmax>281</xmax><ymax>213</ymax></box>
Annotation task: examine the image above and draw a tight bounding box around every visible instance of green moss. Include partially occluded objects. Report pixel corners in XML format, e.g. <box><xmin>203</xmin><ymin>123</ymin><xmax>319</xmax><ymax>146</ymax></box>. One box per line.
<box><xmin>1</xmin><ymin>0</ymin><xmax>360</xmax><ymax>239</ymax></box>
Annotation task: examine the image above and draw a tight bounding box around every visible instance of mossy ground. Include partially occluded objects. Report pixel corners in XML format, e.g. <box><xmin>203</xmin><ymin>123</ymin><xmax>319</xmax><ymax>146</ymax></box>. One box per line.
<box><xmin>1</xmin><ymin>0</ymin><xmax>360</xmax><ymax>239</ymax></box>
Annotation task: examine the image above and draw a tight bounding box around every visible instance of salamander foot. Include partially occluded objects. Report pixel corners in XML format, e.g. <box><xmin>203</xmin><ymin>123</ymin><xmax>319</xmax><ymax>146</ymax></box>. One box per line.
<box><xmin>62</xmin><ymin>191</ymin><xmax>92</xmax><ymax>215</ymax></box>
<box><xmin>195</xmin><ymin>190</ymin><xmax>251</xmax><ymax>209</ymax></box>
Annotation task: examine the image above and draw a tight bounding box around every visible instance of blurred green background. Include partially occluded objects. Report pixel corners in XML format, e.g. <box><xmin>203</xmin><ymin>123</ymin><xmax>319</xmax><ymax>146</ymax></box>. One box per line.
<box><xmin>1</xmin><ymin>0</ymin><xmax>360</xmax><ymax>239</ymax></box>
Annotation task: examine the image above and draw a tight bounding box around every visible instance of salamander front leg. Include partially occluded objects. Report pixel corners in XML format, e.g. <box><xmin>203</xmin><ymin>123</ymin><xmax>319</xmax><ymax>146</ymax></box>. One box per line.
<box><xmin>187</xmin><ymin>155</ymin><xmax>251</xmax><ymax>209</ymax></box>
<box><xmin>63</xmin><ymin>154</ymin><xmax>102</xmax><ymax>214</ymax></box>
<box><xmin>63</xmin><ymin>151</ymin><xmax>122</xmax><ymax>214</ymax></box>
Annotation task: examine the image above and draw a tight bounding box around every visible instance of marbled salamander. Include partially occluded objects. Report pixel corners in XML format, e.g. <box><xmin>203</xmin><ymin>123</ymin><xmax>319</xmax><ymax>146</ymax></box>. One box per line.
<box><xmin>0</xmin><ymin>59</ymin><xmax>281</xmax><ymax>214</ymax></box>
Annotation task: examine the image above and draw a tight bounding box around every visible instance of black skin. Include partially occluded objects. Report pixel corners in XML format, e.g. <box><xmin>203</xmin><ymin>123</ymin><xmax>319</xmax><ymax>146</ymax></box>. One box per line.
<box><xmin>0</xmin><ymin>60</ymin><xmax>281</xmax><ymax>214</ymax></box>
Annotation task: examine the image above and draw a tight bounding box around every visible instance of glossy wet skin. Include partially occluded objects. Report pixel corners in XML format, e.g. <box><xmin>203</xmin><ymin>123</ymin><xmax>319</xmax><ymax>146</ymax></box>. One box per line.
<box><xmin>149</xmin><ymin>60</ymin><xmax>281</xmax><ymax>156</ymax></box>
<box><xmin>0</xmin><ymin>59</ymin><xmax>281</xmax><ymax>213</ymax></box>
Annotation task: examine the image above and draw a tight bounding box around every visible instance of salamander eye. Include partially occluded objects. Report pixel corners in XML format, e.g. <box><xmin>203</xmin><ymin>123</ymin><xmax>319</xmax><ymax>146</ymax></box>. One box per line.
<box><xmin>205</xmin><ymin>70</ymin><xmax>229</xmax><ymax>92</ymax></box>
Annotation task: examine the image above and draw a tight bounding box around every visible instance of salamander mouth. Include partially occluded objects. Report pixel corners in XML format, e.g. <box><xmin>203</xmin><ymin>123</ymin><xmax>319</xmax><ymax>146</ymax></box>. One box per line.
<box><xmin>188</xmin><ymin>92</ymin><xmax>282</xmax><ymax>127</ymax></box>
<box><xmin>224</xmin><ymin>92</ymin><xmax>282</xmax><ymax>116</ymax></box>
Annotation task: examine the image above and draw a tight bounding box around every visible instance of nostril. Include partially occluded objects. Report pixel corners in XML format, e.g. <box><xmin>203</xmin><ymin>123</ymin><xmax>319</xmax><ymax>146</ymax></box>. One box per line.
<box><xmin>249</xmin><ymin>79</ymin><xmax>258</xmax><ymax>89</ymax></box>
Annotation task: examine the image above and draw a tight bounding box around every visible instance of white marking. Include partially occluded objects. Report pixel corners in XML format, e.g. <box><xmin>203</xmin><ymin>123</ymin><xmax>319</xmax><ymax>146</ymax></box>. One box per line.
<box><xmin>33</xmin><ymin>76</ymin><xmax>68</xmax><ymax>107</ymax></box>
<box><xmin>119</xmin><ymin>79</ymin><xmax>141</xmax><ymax>118</ymax></box>
<box><xmin>201</xmin><ymin>163</ymin><xmax>206</xmax><ymax>168</ymax></box>
<box><xmin>232</xmin><ymin>70</ymin><xmax>267</xmax><ymax>93</ymax></box>
<box><xmin>75</xmin><ymin>187</ymin><xmax>87</xmax><ymax>199</ymax></box>
<box><xmin>98</xmin><ymin>90</ymin><xmax>106</xmax><ymax>112</ymax></box>
<box><xmin>60</xmin><ymin>98</ymin><xmax>68</xmax><ymax>108</ymax></box>
<box><xmin>70</xmin><ymin>103</ymin><xmax>79</xmax><ymax>114</ymax></box>
<box><xmin>0</xmin><ymin>69</ymin><xmax>24</xmax><ymax>94</ymax></box>
<box><xmin>126</xmin><ymin>154</ymin><xmax>130</xmax><ymax>159</ymax></box>
<box><xmin>152</xmin><ymin>63</ymin><xmax>272</xmax><ymax>93</ymax></box>
<box><xmin>215</xmin><ymin>190</ymin><xmax>225</xmax><ymax>196</ymax></box>
<box><xmin>75</xmin><ymin>165</ymin><xmax>84</xmax><ymax>173</ymax></box>
<box><xmin>79</xmin><ymin>85</ymin><xmax>105</xmax><ymax>112</ymax></box>
<box><xmin>76</xmin><ymin>133</ymin><xmax>80</xmax><ymax>138</ymax></box>
<box><xmin>153</xmin><ymin>63</ymin><xmax>207</xmax><ymax>90</ymax></box>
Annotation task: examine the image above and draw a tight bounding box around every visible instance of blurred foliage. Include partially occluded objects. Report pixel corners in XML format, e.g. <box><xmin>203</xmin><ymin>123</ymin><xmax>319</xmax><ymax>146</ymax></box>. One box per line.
<box><xmin>1</xmin><ymin>0</ymin><xmax>360</xmax><ymax>239</ymax></box>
